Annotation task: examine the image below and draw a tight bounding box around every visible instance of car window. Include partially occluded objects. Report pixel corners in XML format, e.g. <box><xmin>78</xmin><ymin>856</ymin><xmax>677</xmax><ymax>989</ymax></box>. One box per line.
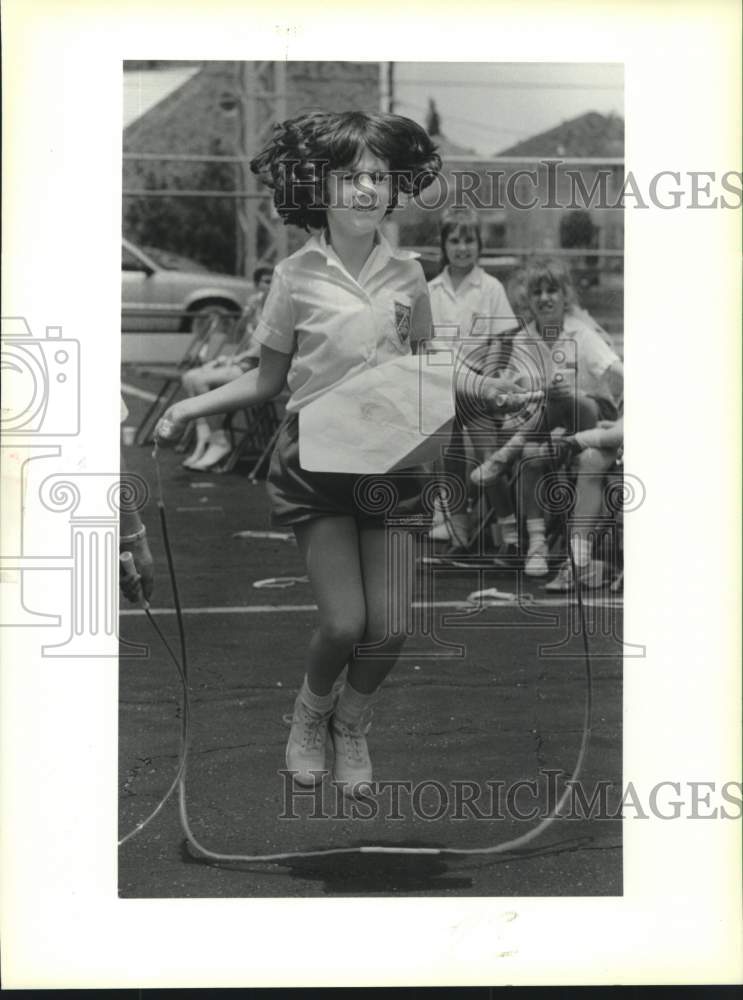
<box><xmin>141</xmin><ymin>246</ymin><xmax>210</xmax><ymax>273</ymax></box>
<box><xmin>122</xmin><ymin>245</ymin><xmax>148</xmax><ymax>271</ymax></box>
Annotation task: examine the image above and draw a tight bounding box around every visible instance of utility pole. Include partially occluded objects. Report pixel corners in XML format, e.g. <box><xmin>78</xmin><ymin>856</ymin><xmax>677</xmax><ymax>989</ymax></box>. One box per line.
<box><xmin>235</xmin><ymin>61</ymin><xmax>288</xmax><ymax>280</ymax></box>
<box><xmin>382</xmin><ymin>62</ymin><xmax>400</xmax><ymax>247</ymax></box>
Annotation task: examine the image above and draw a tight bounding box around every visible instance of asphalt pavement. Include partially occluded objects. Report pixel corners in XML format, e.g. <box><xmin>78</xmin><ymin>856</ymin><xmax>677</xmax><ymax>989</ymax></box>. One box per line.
<box><xmin>118</xmin><ymin>376</ymin><xmax>623</xmax><ymax>898</ymax></box>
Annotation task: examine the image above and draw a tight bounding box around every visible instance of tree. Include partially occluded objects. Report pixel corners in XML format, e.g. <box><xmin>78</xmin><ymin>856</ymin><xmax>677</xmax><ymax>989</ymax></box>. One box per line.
<box><xmin>559</xmin><ymin>209</ymin><xmax>598</xmax><ymax>249</ymax></box>
<box><xmin>123</xmin><ymin>138</ymin><xmax>238</xmax><ymax>274</ymax></box>
<box><xmin>425</xmin><ymin>98</ymin><xmax>441</xmax><ymax>137</ymax></box>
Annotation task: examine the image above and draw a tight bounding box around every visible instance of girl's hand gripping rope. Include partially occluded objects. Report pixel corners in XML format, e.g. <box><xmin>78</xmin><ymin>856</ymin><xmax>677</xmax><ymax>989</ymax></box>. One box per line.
<box><xmin>480</xmin><ymin>376</ymin><xmax>544</xmax><ymax>415</ymax></box>
<box><xmin>119</xmin><ymin>528</ymin><xmax>154</xmax><ymax>603</ymax></box>
<box><xmin>119</xmin><ymin>550</ymin><xmax>151</xmax><ymax>608</ymax></box>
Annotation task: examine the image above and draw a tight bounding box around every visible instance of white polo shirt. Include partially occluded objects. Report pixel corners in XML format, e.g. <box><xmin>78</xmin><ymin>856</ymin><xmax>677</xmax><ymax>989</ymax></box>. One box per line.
<box><xmin>428</xmin><ymin>265</ymin><xmax>516</xmax><ymax>341</ymax></box>
<box><xmin>253</xmin><ymin>230</ymin><xmax>432</xmax><ymax>413</ymax></box>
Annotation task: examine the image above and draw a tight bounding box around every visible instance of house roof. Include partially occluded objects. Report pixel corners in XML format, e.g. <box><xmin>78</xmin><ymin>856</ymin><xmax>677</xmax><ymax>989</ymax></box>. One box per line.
<box><xmin>429</xmin><ymin>131</ymin><xmax>478</xmax><ymax>157</ymax></box>
<box><xmin>123</xmin><ymin>62</ymin><xmax>383</xmax><ymax>152</ymax></box>
<box><xmin>496</xmin><ymin>111</ymin><xmax>624</xmax><ymax>158</ymax></box>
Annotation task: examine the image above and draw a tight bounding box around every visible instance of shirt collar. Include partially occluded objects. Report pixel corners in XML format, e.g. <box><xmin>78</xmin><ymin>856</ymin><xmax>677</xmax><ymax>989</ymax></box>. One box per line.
<box><xmin>296</xmin><ymin>229</ymin><xmax>419</xmax><ymax>263</ymax></box>
<box><xmin>526</xmin><ymin>313</ymin><xmax>580</xmax><ymax>341</ymax></box>
<box><xmin>561</xmin><ymin>312</ymin><xmax>587</xmax><ymax>337</ymax></box>
<box><xmin>433</xmin><ymin>265</ymin><xmax>483</xmax><ymax>295</ymax></box>
<box><xmin>294</xmin><ymin>229</ymin><xmax>419</xmax><ymax>284</ymax></box>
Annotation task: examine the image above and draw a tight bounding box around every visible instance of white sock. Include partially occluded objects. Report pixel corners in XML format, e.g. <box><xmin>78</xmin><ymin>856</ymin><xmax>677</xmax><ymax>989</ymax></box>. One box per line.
<box><xmin>499</xmin><ymin>514</ymin><xmax>518</xmax><ymax>545</ymax></box>
<box><xmin>570</xmin><ymin>534</ymin><xmax>592</xmax><ymax>568</ymax></box>
<box><xmin>335</xmin><ymin>682</ymin><xmax>376</xmax><ymax>726</ymax></box>
<box><xmin>300</xmin><ymin>676</ymin><xmax>334</xmax><ymax>714</ymax></box>
<box><xmin>195</xmin><ymin>418</ymin><xmax>211</xmax><ymax>443</ymax></box>
<box><xmin>526</xmin><ymin>518</ymin><xmax>546</xmax><ymax>551</ymax></box>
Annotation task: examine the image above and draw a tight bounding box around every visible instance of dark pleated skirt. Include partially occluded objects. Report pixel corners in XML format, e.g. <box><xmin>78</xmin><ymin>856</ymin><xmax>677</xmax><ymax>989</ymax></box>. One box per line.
<box><xmin>266</xmin><ymin>412</ymin><xmax>425</xmax><ymax>528</ymax></box>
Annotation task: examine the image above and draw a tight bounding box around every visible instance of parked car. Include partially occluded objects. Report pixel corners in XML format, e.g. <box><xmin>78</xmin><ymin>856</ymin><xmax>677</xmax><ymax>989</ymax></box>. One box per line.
<box><xmin>122</xmin><ymin>238</ymin><xmax>250</xmax><ymax>334</ymax></box>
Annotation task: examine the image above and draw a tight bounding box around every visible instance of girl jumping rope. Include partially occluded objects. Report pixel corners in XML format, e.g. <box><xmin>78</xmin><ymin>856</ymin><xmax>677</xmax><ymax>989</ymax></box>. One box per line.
<box><xmin>156</xmin><ymin>110</ymin><xmax>529</xmax><ymax>795</ymax></box>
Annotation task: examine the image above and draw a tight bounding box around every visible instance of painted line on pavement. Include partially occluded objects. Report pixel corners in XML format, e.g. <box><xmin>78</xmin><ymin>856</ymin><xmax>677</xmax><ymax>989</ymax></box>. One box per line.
<box><xmin>122</xmin><ymin>597</ymin><xmax>623</xmax><ymax>616</ymax></box>
<box><xmin>122</xmin><ymin>382</ymin><xmax>159</xmax><ymax>402</ymax></box>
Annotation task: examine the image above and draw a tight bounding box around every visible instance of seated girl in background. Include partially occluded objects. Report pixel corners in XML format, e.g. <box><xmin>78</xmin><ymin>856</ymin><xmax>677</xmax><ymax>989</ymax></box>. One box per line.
<box><xmin>181</xmin><ymin>266</ymin><xmax>274</xmax><ymax>470</ymax></box>
<box><xmin>472</xmin><ymin>256</ymin><xmax>623</xmax><ymax>580</ymax></box>
<box><xmin>427</xmin><ymin>206</ymin><xmax>518</xmax><ymax>553</ymax></box>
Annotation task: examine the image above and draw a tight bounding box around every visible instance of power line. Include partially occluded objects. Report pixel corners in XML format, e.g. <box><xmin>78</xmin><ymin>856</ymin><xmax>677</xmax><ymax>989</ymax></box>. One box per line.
<box><xmin>397</xmin><ymin>100</ymin><xmax>530</xmax><ymax>138</ymax></box>
<box><xmin>394</xmin><ymin>78</ymin><xmax>623</xmax><ymax>91</ymax></box>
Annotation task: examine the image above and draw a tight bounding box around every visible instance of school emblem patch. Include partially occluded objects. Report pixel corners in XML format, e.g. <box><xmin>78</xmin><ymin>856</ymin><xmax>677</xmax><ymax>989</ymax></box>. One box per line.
<box><xmin>394</xmin><ymin>301</ymin><xmax>412</xmax><ymax>344</ymax></box>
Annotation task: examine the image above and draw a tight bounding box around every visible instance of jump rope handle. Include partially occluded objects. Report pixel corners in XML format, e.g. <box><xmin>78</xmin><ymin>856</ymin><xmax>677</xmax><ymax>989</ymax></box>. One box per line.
<box><xmin>119</xmin><ymin>550</ymin><xmax>150</xmax><ymax>610</ymax></box>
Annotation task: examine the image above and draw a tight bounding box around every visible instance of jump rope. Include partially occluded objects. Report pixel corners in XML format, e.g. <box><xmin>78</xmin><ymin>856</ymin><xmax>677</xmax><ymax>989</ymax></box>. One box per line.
<box><xmin>118</xmin><ymin>416</ymin><xmax>595</xmax><ymax>864</ymax></box>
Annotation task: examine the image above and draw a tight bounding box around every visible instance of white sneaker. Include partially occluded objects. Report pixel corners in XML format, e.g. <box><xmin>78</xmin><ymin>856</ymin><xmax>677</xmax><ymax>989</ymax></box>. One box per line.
<box><xmin>285</xmin><ymin>694</ymin><xmax>332</xmax><ymax>786</ymax></box>
<box><xmin>331</xmin><ymin>715</ymin><xmax>373</xmax><ymax>794</ymax></box>
<box><xmin>543</xmin><ymin>559</ymin><xmax>573</xmax><ymax>592</ymax></box>
<box><xmin>544</xmin><ymin>558</ymin><xmax>605</xmax><ymax>592</ymax></box>
<box><xmin>429</xmin><ymin>519</ymin><xmax>454</xmax><ymax>542</ymax></box>
<box><xmin>470</xmin><ymin>454</ymin><xmax>506</xmax><ymax>488</ymax></box>
<box><xmin>524</xmin><ymin>541</ymin><xmax>549</xmax><ymax>577</ymax></box>
<box><xmin>428</xmin><ymin>511</ymin><xmax>469</xmax><ymax>547</ymax></box>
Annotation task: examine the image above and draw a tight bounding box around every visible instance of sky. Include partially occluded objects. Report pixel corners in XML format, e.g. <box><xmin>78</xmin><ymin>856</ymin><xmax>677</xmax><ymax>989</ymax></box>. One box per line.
<box><xmin>390</xmin><ymin>62</ymin><xmax>624</xmax><ymax>155</ymax></box>
<box><xmin>122</xmin><ymin>61</ymin><xmax>625</xmax><ymax>154</ymax></box>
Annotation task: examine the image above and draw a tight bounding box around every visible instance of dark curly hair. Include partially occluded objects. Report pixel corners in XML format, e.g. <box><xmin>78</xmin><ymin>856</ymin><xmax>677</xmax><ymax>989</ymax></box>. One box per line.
<box><xmin>250</xmin><ymin>110</ymin><xmax>442</xmax><ymax>231</ymax></box>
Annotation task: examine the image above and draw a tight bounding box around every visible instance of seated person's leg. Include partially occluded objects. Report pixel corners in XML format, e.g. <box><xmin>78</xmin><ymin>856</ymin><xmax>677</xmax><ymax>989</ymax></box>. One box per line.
<box><xmin>469</xmin><ymin>421</ymin><xmax>520</xmax><ymax>558</ymax></box>
<box><xmin>544</xmin><ymin>390</ymin><xmax>600</xmax><ymax>435</ymax></box>
<box><xmin>181</xmin><ymin>364</ymin><xmax>246</xmax><ymax>470</ymax></box>
<box><xmin>545</xmin><ymin>445</ymin><xmax>618</xmax><ymax>591</ymax></box>
<box><xmin>430</xmin><ymin>415</ymin><xmax>470</xmax><ymax>548</ymax></box>
<box><xmin>568</xmin><ymin>445</ymin><xmax>617</xmax><ymax>567</ymax></box>
<box><xmin>487</xmin><ymin>477</ymin><xmax>519</xmax><ymax>562</ymax></box>
<box><xmin>181</xmin><ymin>368</ymin><xmax>214</xmax><ymax>466</ymax></box>
<box><xmin>519</xmin><ymin>440</ymin><xmax>551</xmax><ymax>577</ymax></box>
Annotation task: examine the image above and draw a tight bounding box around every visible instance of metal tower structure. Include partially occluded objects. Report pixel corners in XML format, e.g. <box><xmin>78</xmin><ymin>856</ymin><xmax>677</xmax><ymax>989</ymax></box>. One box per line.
<box><xmin>234</xmin><ymin>61</ymin><xmax>288</xmax><ymax>280</ymax></box>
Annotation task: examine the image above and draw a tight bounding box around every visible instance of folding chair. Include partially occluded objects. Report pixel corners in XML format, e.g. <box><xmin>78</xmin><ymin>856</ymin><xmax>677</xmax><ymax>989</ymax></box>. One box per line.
<box><xmin>212</xmin><ymin>393</ymin><xmax>287</xmax><ymax>476</ymax></box>
<box><xmin>132</xmin><ymin>313</ymin><xmax>236</xmax><ymax>446</ymax></box>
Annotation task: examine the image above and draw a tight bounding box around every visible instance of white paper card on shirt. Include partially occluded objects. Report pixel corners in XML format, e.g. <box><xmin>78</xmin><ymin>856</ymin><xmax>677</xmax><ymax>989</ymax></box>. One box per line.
<box><xmin>298</xmin><ymin>355</ymin><xmax>456</xmax><ymax>474</ymax></box>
